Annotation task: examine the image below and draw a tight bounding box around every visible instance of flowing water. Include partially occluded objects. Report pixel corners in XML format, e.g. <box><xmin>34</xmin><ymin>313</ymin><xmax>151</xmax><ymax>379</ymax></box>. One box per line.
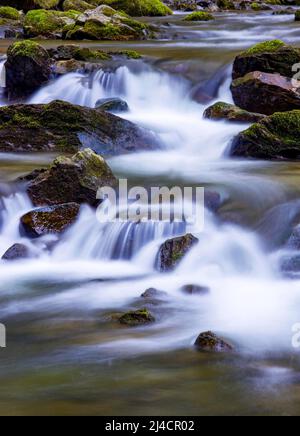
<box><xmin>1</xmin><ymin>11</ymin><xmax>300</xmax><ymax>416</ymax></box>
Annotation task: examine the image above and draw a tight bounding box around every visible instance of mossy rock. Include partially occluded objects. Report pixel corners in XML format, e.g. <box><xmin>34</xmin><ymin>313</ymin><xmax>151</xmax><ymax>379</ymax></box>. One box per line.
<box><xmin>0</xmin><ymin>6</ymin><xmax>19</xmax><ymax>20</ymax></box>
<box><xmin>95</xmin><ymin>97</ymin><xmax>129</xmax><ymax>112</ymax></box>
<box><xmin>26</xmin><ymin>148</ymin><xmax>117</xmax><ymax>207</ymax></box>
<box><xmin>63</xmin><ymin>0</ymin><xmax>94</xmax><ymax>12</ymax></box>
<box><xmin>230</xmin><ymin>110</ymin><xmax>300</xmax><ymax>160</ymax></box>
<box><xmin>48</xmin><ymin>44</ymin><xmax>111</xmax><ymax>61</ymax></box>
<box><xmin>2</xmin><ymin>244</ymin><xmax>32</xmax><ymax>261</ymax></box>
<box><xmin>21</xmin><ymin>203</ymin><xmax>80</xmax><ymax>237</ymax></box>
<box><xmin>5</xmin><ymin>40</ymin><xmax>51</xmax><ymax>99</ymax></box>
<box><xmin>296</xmin><ymin>10</ymin><xmax>300</xmax><ymax>21</ymax></box>
<box><xmin>99</xmin><ymin>0</ymin><xmax>173</xmax><ymax>16</ymax></box>
<box><xmin>0</xmin><ymin>100</ymin><xmax>160</xmax><ymax>156</ymax></box>
<box><xmin>158</xmin><ymin>233</ymin><xmax>199</xmax><ymax>272</ymax></box>
<box><xmin>232</xmin><ymin>40</ymin><xmax>300</xmax><ymax>79</ymax></box>
<box><xmin>24</xmin><ymin>9</ymin><xmax>80</xmax><ymax>38</ymax></box>
<box><xmin>194</xmin><ymin>331</ymin><xmax>234</xmax><ymax>352</ymax></box>
<box><xmin>119</xmin><ymin>309</ymin><xmax>155</xmax><ymax>327</ymax></box>
<box><xmin>204</xmin><ymin>101</ymin><xmax>266</xmax><ymax>123</ymax></box>
<box><xmin>216</xmin><ymin>0</ymin><xmax>235</xmax><ymax>10</ymax></box>
<box><xmin>183</xmin><ymin>11</ymin><xmax>214</xmax><ymax>21</ymax></box>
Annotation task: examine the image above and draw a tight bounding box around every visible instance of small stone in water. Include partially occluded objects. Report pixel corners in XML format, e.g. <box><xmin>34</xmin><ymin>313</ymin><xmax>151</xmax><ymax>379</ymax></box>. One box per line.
<box><xmin>119</xmin><ymin>309</ymin><xmax>155</xmax><ymax>327</ymax></box>
<box><xmin>180</xmin><ymin>284</ymin><xmax>210</xmax><ymax>295</ymax></box>
<box><xmin>141</xmin><ymin>288</ymin><xmax>167</xmax><ymax>298</ymax></box>
<box><xmin>194</xmin><ymin>331</ymin><xmax>234</xmax><ymax>352</ymax></box>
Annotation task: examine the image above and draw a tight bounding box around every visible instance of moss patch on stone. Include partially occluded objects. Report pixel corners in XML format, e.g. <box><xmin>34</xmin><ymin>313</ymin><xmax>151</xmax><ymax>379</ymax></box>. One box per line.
<box><xmin>183</xmin><ymin>11</ymin><xmax>214</xmax><ymax>21</ymax></box>
<box><xmin>244</xmin><ymin>39</ymin><xmax>285</xmax><ymax>55</ymax></box>
<box><xmin>100</xmin><ymin>0</ymin><xmax>172</xmax><ymax>17</ymax></box>
<box><xmin>24</xmin><ymin>9</ymin><xmax>80</xmax><ymax>37</ymax></box>
<box><xmin>0</xmin><ymin>6</ymin><xmax>20</xmax><ymax>20</ymax></box>
<box><xmin>119</xmin><ymin>309</ymin><xmax>155</xmax><ymax>327</ymax></box>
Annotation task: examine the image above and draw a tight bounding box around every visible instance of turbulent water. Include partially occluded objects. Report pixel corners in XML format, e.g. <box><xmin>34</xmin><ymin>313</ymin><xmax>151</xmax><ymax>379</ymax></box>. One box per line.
<box><xmin>1</xmin><ymin>11</ymin><xmax>300</xmax><ymax>415</ymax></box>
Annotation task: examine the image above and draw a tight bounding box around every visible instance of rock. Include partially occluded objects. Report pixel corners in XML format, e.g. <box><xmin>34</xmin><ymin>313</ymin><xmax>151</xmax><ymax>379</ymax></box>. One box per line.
<box><xmin>26</xmin><ymin>148</ymin><xmax>117</xmax><ymax>207</ymax></box>
<box><xmin>232</xmin><ymin>40</ymin><xmax>300</xmax><ymax>80</ymax></box>
<box><xmin>20</xmin><ymin>203</ymin><xmax>80</xmax><ymax>237</ymax></box>
<box><xmin>63</xmin><ymin>0</ymin><xmax>93</xmax><ymax>12</ymax></box>
<box><xmin>216</xmin><ymin>0</ymin><xmax>235</xmax><ymax>9</ymax></box>
<box><xmin>119</xmin><ymin>309</ymin><xmax>155</xmax><ymax>327</ymax></box>
<box><xmin>98</xmin><ymin>0</ymin><xmax>172</xmax><ymax>16</ymax></box>
<box><xmin>0</xmin><ymin>100</ymin><xmax>160</xmax><ymax>156</ymax></box>
<box><xmin>95</xmin><ymin>97</ymin><xmax>129</xmax><ymax>113</ymax></box>
<box><xmin>180</xmin><ymin>284</ymin><xmax>210</xmax><ymax>295</ymax></box>
<box><xmin>5</xmin><ymin>41</ymin><xmax>51</xmax><ymax>99</ymax></box>
<box><xmin>0</xmin><ymin>6</ymin><xmax>20</xmax><ymax>20</ymax></box>
<box><xmin>230</xmin><ymin>110</ymin><xmax>300</xmax><ymax>160</ymax></box>
<box><xmin>2</xmin><ymin>243</ymin><xmax>31</xmax><ymax>261</ymax></box>
<box><xmin>296</xmin><ymin>10</ymin><xmax>300</xmax><ymax>21</ymax></box>
<box><xmin>231</xmin><ymin>71</ymin><xmax>300</xmax><ymax>115</ymax></box>
<box><xmin>48</xmin><ymin>45</ymin><xmax>111</xmax><ymax>61</ymax></box>
<box><xmin>183</xmin><ymin>11</ymin><xmax>214</xmax><ymax>21</ymax></box>
<box><xmin>168</xmin><ymin>0</ymin><xmax>198</xmax><ymax>11</ymax></box>
<box><xmin>65</xmin><ymin>5</ymin><xmax>150</xmax><ymax>41</ymax></box>
<box><xmin>158</xmin><ymin>233</ymin><xmax>199</xmax><ymax>272</ymax></box>
<box><xmin>141</xmin><ymin>288</ymin><xmax>167</xmax><ymax>298</ymax></box>
<box><xmin>204</xmin><ymin>101</ymin><xmax>265</xmax><ymax>123</ymax></box>
<box><xmin>52</xmin><ymin>59</ymin><xmax>84</xmax><ymax>75</ymax></box>
<box><xmin>194</xmin><ymin>331</ymin><xmax>234</xmax><ymax>352</ymax></box>
<box><xmin>281</xmin><ymin>254</ymin><xmax>300</xmax><ymax>274</ymax></box>
<box><xmin>24</xmin><ymin>0</ymin><xmax>61</xmax><ymax>10</ymax></box>
<box><xmin>24</xmin><ymin>9</ymin><xmax>80</xmax><ymax>39</ymax></box>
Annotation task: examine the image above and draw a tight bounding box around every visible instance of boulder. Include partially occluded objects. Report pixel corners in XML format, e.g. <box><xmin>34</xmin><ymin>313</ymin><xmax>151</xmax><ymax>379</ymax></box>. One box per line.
<box><xmin>194</xmin><ymin>331</ymin><xmax>234</xmax><ymax>352</ymax></box>
<box><xmin>157</xmin><ymin>233</ymin><xmax>199</xmax><ymax>272</ymax></box>
<box><xmin>119</xmin><ymin>309</ymin><xmax>155</xmax><ymax>326</ymax></box>
<box><xmin>48</xmin><ymin>45</ymin><xmax>111</xmax><ymax>61</ymax></box>
<box><xmin>0</xmin><ymin>100</ymin><xmax>160</xmax><ymax>156</ymax></box>
<box><xmin>216</xmin><ymin>0</ymin><xmax>235</xmax><ymax>9</ymax></box>
<box><xmin>232</xmin><ymin>40</ymin><xmax>300</xmax><ymax>80</ymax></box>
<box><xmin>5</xmin><ymin>40</ymin><xmax>51</xmax><ymax>99</ymax></box>
<box><xmin>231</xmin><ymin>71</ymin><xmax>300</xmax><ymax>115</ymax></box>
<box><xmin>141</xmin><ymin>288</ymin><xmax>167</xmax><ymax>298</ymax></box>
<box><xmin>24</xmin><ymin>9</ymin><xmax>80</xmax><ymax>39</ymax></box>
<box><xmin>180</xmin><ymin>284</ymin><xmax>210</xmax><ymax>295</ymax></box>
<box><xmin>95</xmin><ymin>97</ymin><xmax>129</xmax><ymax>113</ymax></box>
<box><xmin>183</xmin><ymin>11</ymin><xmax>214</xmax><ymax>20</ymax></box>
<box><xmin>20</xmin><ymin>203</ymin><xmax>80</xmax><ymax>237</ymax></box>
<box><xmin>24</xmin><ymin>0</ymin><xmax>61</xmax><ymax>10</ymax></box>
<box><xmin>204</xmin><ymin>101</ymin><xmax>265</xmax><ymax>123</ymax></box>
<box><xmin>98</xmin><ymin>0</ymin><xmax>172</xmax><ymax>16</ymax></box>
<box><xmin>2</xmin><ymin>243</ymin><xmax>32</xmax><ymax>261</ymax></box>
<box><xmin>26</xmin><ymin>148</ymin><xmax>117</xmax><ymax>207</ymax></box>
<box><xmin>230</xmin><ymin>110</ymin><xmax>300</xmax><ymax>160</ymax></box>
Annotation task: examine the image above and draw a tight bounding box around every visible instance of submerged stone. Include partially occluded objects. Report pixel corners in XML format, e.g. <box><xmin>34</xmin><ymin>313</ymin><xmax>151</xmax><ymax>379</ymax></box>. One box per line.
<box><xmin>194</xmin><ymin>331</ymin><xmax>234</xmax><ymax>352</ymax></box>
<box><xmin>95</xmin><ymin>97</ymin><xmax>129</xmax><ymax>113</ymax></box>
<box><xmin>119</xmin><ymin>309</ymin><xmax>155</xmax><ymax>327</ymax></box>
<box><xmin>180</xmin><ymin>284</ymin><xmax>210</xmax><ymax>295</ymax></box>
<box><xmin>2</xmin><ymin>243</ymin><xmax>32</xmax><ymax>261</ymax></box>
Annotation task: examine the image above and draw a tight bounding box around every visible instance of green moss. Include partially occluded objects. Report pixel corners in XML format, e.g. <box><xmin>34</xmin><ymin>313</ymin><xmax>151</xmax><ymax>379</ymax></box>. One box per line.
<box><xmin>63</xmin><ymin>0</ymin><xmax>93</xmax><ymax>12</ymax></box>
<box><xmin>251</xmin><ymin>2</ymin><xmax>261</xmax><ymax>10</ymax></box>
<box><xmin>183</xmin><ymin>11</ymin><xmax>214</xmax><ymax>21</ymax></box>
<box><xmin>0</xmin><ymin>6</ymin><xmax>19</xmax><ymax>20</ymax></box>
<box><xmin>265</xmin><ymin>0</ymin><xmax>282</xmax><ymax>4</ymax></box>
<box><xmin>100</xmin><ymin>0</ymin><xmax>172</xmax><ymax>17</ymax></box>
<box><xmin>7</xmin><ymin>40</ymin><xmax>49</xmax><ymax>61</ymax></box>
<box><xmin>32</xmin><ymin>0</ymin><xmax>60</xmax><ymax>8</ymax></box>
<box><xmin>24</xmin><ymin>9</ymin><xmax>80</xmax><ymax>37</ymax></box>
<box><xmin>244</xmin><ymin>39</ymin><xmax>286</xmax><ymax>55</ymax></box>
<box><xmin>119</xmin><ymin>309</ymin><xmax>155</xmax><ymax>326</ymax></box>
<box><xmin>113</xmin><ymin>49</ymin><xmax>142</xmax><ymax>59</ymax></box>
<box><xmin>73</xmin><ymin>47</ymin><xmax>111</xmax><ymax>61</ymax></box>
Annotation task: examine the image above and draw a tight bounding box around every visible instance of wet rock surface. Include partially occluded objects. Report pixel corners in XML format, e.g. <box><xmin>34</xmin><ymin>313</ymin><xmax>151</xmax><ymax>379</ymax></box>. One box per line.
<box><xmin>204</xmin><ymin>101</ymin><xmax>265</xmax><ymax>123</ymax></box>
<box><xmin>20</xmin><ymin>203</ymin><xmax>81</xmax><ymax>237</ymax></box>
<box><xmin>2</xmin><ymin>243</ymin><xmax>32</xmax><ymax>261</ymax></box>
<box><xmin>194</xmin><ymin>331</ymin><xmax>234</xmax><ymax>352</ymax></box>
<box><xmin>119</xmin><ymin>309</ymin><xmax>155</xmax><ymax>327</ymax></box>
<box><xmin>158</xmin><ymin>234</ymin><xmax>199</xmax><ymax>272</ymax></box>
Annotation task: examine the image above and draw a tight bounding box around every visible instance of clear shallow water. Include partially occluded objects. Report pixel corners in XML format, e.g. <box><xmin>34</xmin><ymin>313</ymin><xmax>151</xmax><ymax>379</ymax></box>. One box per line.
<box><xmin>1</xmin><ymin>11</ymin><xmax>300</xmax><ymax>416</ymax></box>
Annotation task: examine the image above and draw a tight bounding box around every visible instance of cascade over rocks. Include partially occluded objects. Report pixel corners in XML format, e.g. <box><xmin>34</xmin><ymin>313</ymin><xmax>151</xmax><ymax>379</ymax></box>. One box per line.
<box><xmin>26</xmin><ymin>148</ymin><xmax>117</xmax><ymax>207</ymax></box>
<box><xmin>5</xmin><ymin>40</ymin><xmax>51</xmax><ymax>99</ymax></box>
<box><xmin>0</xmin><ymin>100</ymin><xmax>160</xmax><ymax>156</ymax></box>
<box><xmin>158</xmin><ymin>234</ymin><xmax>199</xmax><ymax>272</ymax></box>
<box><xmin>231</xmin><ymin>71</ymin><xmax>300</xmax><ymax>115</ymax></box>
<box><xmin>230</xmin><ymin>110</ymin><xmax>300</xmax><ymax>160</ymax></box>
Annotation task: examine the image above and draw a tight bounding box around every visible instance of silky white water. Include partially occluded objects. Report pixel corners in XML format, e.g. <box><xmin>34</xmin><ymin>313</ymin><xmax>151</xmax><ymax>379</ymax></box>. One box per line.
<box><xmin>0</xmin><ymin>57</ymin><xmax>295</xmax><ymax>358</ymax></box>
